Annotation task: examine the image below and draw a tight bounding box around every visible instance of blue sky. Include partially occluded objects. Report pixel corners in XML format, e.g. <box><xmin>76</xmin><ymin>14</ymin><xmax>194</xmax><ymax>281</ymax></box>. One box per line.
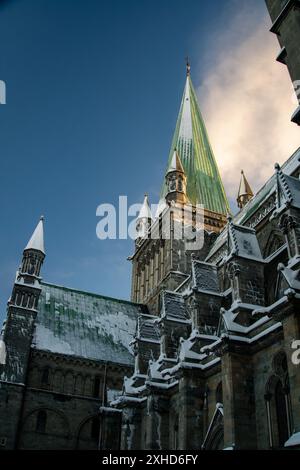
<box><xmin>0</xmin><ymin>0</ymin><xmax>289</xmax><ymax>322</ymax></box>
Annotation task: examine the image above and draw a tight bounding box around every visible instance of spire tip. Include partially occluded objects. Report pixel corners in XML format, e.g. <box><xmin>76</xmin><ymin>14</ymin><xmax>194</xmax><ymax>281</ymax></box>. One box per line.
<box><xmin>185</xmin><ymin>57</ymin><xmax>191</xmax><ymax>76</ymax></box>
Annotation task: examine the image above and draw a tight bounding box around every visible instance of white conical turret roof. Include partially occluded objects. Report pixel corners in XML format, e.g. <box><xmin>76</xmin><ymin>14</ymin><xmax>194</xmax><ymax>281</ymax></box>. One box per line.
<box><xmin>25</xmin><ymin>216</ymin><xmax>45</xmax><ymax>254</ymax></box>
<box><xmin>137</xmin><ymin>195</ymin><xmax>153</xmax><ymax>220</ymax></box>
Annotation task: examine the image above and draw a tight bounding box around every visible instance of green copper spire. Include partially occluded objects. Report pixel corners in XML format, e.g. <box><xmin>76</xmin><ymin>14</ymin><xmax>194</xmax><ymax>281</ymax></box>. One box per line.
<box><xmin>161</xmin><ymin>66</ymin><xmax>230</xmax><ymax>215</ymax></box>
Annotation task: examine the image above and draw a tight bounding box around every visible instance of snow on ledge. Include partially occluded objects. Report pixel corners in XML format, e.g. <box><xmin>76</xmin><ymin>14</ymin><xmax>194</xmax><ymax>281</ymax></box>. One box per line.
<box><xmin>284</xmin><ymin>432</ymin><xmax>300</xmax><ymax>448</ymax></box>
<box><xmin>0</xmin><ymin>339</ymin><xmax>6</xmax><ymax>365</ymax></box>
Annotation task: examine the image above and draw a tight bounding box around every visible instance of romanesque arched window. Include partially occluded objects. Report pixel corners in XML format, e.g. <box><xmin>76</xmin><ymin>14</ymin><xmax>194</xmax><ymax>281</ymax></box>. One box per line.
<box><xmin>41</xmin><ymin>367</ymin><xmax>50</xmax><ymax>386</ymax></box>
<box><xmin>36</xmin><ymin>410</ymin><xmax>47</xmax><ymax>433</ymax></box>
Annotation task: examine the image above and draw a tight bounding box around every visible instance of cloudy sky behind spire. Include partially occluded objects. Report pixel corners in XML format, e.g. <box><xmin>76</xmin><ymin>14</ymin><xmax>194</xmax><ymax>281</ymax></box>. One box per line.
<box><xmin>198</xmin><ymin>0</ymin><xmax>299</xmax><ymax>206</ymax></box>
<box><xmin>0</xmin><ymin>0</ymin><xmax>299</xmax><ymax>321</ymax></box>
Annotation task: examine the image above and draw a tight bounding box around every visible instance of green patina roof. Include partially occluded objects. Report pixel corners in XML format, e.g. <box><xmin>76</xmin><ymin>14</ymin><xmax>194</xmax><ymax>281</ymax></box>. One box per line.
<box><xmin>161</xmin><ymin>74</ymin><xmax>230</xmax><ymax>215</ymax></box>
<box><xmin>33</xmin><ymin>282</ymin><xmax>148</xmax><ymax>366</ymax></box>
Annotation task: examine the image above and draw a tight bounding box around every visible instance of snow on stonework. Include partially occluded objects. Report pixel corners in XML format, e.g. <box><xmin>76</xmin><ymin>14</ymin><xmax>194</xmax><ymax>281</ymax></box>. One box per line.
<box><xmin>284</xmin><ymin>432</ymin><xmax>300</xmax><ymax>447</ymax></box>
<box><xmin>0</xmin><ymin>339</ymin><xmax>6</xmax><ymax>365</ymax></box>
<box><xmin>192</xmin><ymin>260</ymin><xmax>220</xmax><ymax>293</ymax></box>
<box><xmin>33</xmin><ymin>282</ymin><xmax>145</xmax><ymax>366</ymax></box>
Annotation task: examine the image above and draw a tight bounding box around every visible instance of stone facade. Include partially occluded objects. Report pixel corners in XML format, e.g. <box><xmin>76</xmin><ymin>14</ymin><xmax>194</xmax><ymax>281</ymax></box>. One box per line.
<box><xmin>265</xmin><ymin>0</ymin><xmax>300</xmax><ymax>124</ymax></box>
<box><xmin>0</xmin><ymin>231</ymin><xmax>139</xmax><ymax>450</ymax></box>
<box><xmin>0</xmin><ymin>2</ymin><xmax>300</xmax><ymax>451</ymax></box>
<box><xmin>112</xmin><ymin>154</ymin><xmax>300</xmax><ymax>450</ymax></box>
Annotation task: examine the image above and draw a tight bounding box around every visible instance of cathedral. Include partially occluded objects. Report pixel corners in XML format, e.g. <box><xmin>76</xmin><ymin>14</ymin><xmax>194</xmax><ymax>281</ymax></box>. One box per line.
<box><xmin>0</xmin><ymin>0</ymin><xmax>300</xmax><ymax>451</ymax></box>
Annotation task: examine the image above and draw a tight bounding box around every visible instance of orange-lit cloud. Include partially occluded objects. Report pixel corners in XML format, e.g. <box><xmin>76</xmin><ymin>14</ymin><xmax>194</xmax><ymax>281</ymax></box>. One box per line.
<box><xmin>197</xmin><ymin>3</ymin><xmax>299</xmax><ymax>207</ymax></box>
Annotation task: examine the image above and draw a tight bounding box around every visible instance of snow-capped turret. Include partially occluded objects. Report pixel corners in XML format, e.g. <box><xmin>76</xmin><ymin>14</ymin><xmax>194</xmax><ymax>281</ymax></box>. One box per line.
<box><xmin>21</xmin><ymin>216</ymin><xmax>46</xmax><ymax>277</ymax></box>
<box><xmin>25</xmin><ymin>216</ymin><xmax>45</xmax><ymax>255</ymax></box>
<box><xmin>165</xmin><ymin>150</ymin><xmax>188</xmax><ymax>205</ymax></box>
<box><xmin>136</xmin><ymin>194</ymin><xmax>153</xmax><ymax>241</ymax></box>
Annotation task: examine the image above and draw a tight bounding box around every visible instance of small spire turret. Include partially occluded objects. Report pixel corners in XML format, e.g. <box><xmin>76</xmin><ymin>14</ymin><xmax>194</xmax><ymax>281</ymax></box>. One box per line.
<box><xmin>237</xmin><ymin>170</ymin><xmax>253</xmax><ymax>209</ymax></box>
<box><xmin>136</xmin><ymin>195</ymin><xmax>153</xmax><ymax>241</ymax></box>
<box><xmin>165</xmin><ymin>150</ymin><xmax>188</xmax><ymax>205</ymax></box>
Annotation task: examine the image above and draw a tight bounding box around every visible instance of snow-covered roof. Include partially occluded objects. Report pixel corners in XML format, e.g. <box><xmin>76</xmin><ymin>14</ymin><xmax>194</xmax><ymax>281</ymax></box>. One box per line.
<box><xmin>206</xmin><ymin>147</ymin><xmax>300</xmax><ymax>263</ymax></box>
<box><xmin>137</xmin><ymin>314</ymin><xmax>160</xmax><ymax>343</ymax></box>
<box><xmin>25</xmin><ymin>217</ymin><xmax>45</xmax><ymax>254</ymax></box>
<box><xmin>227</xmin><ymin>221</ymin><xmax>262</xmax><ymax>261</ymax></box>
<box><xmin>284</xmin><ymin>432</ymin><xmax>300</xmax><ymax>448</ymax></box>
<box><xmin>33</xmin><ymin>282</ymin><xmax>148</xmax><ymax>366</ymax></box>
<box><xmin>161</xmin><ymin>291</ymin><xmax>190</xmax><ymax>322</ymax></box>
<box><xmin>192</xmin><ymin>260</ymin><xmax>220</xmax><ymax>293</ymax></box>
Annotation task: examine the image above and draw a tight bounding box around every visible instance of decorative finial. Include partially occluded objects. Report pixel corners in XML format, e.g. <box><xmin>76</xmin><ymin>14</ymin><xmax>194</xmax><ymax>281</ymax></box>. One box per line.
<box><xmin>186</xmin><ymin>57</ymin><xmax>191</xmax><ymax>76</ymax></box>
<box><xmin>275</xmin><ymin>163</ymin><xmax>280</xmax><ymax>171</ymax></box>
<box><xmin>241</xmin><ymin>170</ymin><xmax>244</xmax><ymax>174</ymax></box>
<box><xmin>40</xmin><ymin>215</ymin><xmax>44</xmax><ymax>221</ymax></box>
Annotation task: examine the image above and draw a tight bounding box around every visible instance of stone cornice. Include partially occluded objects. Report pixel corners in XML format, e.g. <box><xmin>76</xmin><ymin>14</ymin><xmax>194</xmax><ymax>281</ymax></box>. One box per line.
<box><xmin>270</xmin><ymin>0</ymin><xmax>300</xmax><ymax>34</ymax></box>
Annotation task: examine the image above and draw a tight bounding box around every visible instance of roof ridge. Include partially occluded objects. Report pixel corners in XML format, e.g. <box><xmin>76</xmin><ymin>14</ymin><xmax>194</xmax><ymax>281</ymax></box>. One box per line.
<box><xmin>41</xmin><ymin>281</ymin><xmax>146</xmax><ymax>307</ymax></box>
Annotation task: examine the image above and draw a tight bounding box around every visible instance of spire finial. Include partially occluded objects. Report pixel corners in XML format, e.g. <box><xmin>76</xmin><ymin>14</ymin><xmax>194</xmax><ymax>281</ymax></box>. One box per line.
<box><xmin>186</xmin><ymin>57</ymin><xmax>191</xmax><ymax>76</ymax></box>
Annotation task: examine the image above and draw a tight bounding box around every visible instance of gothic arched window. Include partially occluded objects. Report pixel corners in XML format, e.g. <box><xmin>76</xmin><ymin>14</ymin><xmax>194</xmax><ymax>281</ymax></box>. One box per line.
<box><xmin>265</xmin><ymin>352</ymin><xmax>291</xmax><ymax>448</ymax></box>
<box><xmin>275</xmin><ymin>380</ymin><xmax>289</xmax><ymax>447</ymax></box>
<box><xmin>264</xmin><ymin>232</ymin><xmax>284</xmax><ymax>258</ymax></box>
